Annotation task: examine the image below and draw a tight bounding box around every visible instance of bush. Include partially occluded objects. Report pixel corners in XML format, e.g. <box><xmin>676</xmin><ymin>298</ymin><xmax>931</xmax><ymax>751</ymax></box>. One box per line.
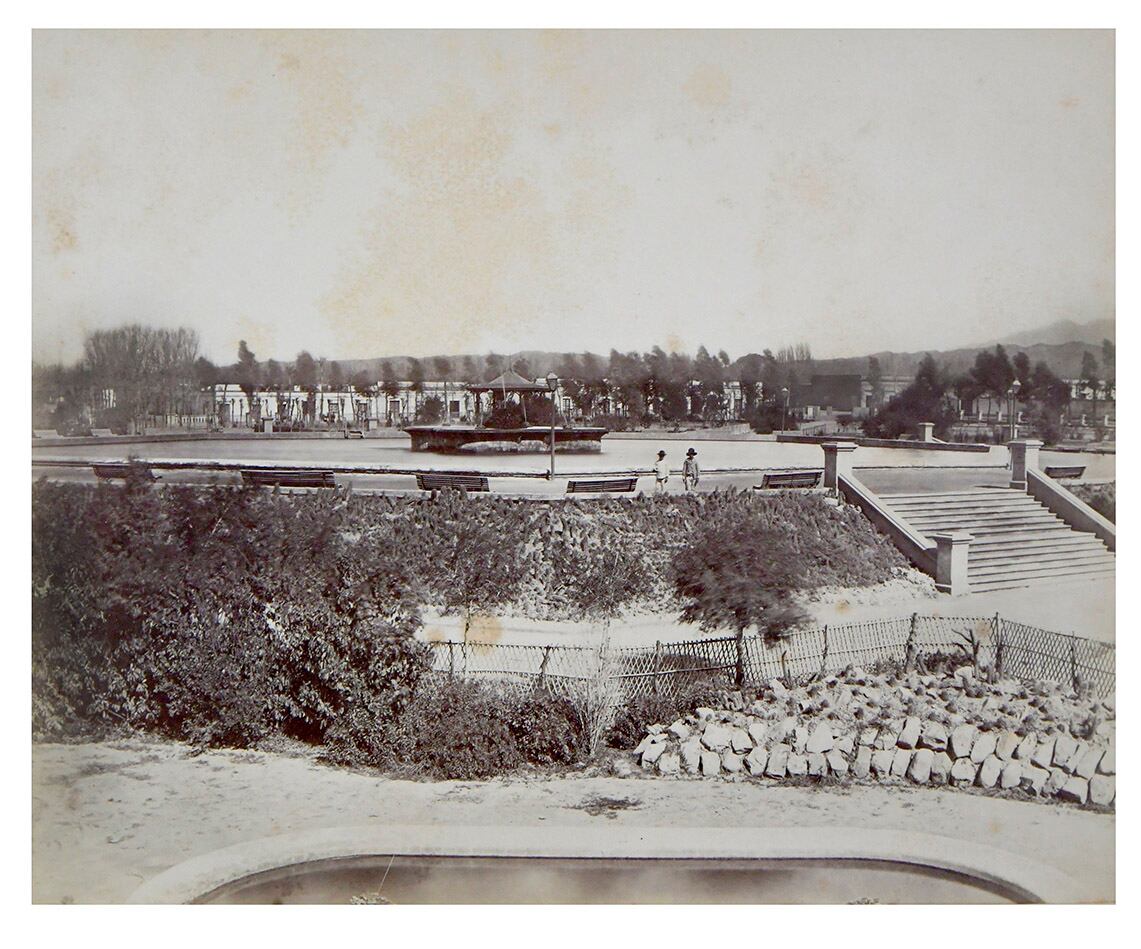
<box><xmin>605</xmin><ymin>679</ymin><xmax>729</xmax><ymax>749</ymax></box>
<box><xmin>415</xmin><ymin>395</ymin><xmax>444</xmax><ymax>424</ymax></box>
<box><xmin>1070</xmin><ymin>482</ymin><xmax>1115</xmax><ymax>522</ymax></box>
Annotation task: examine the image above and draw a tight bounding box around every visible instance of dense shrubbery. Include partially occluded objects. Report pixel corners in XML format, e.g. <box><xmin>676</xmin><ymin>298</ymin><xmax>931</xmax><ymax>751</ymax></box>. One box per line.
<box><xmin>1070</xmin><ymin>482</ymin><xmax>1115</xmax><ymax>522</ymax></box>
<box><xmin>605</xmin><ymin>680</ymin><xmax>730</xmax><ymax>750</ymax></box>
<box><xmin>32</xmin><ymin>479</ymin><xmax>908</xmax><ymax>771</ymax></box>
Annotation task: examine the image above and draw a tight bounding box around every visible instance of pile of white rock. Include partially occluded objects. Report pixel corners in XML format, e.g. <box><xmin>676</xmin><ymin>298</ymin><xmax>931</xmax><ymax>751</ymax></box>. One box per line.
<box><xmin>630</xmin><ymin>666</ymin><xmax>1115</xmax><ymax>808</ymax></box>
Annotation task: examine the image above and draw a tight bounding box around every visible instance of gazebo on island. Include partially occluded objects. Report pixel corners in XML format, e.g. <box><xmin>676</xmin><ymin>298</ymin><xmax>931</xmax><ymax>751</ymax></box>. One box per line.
<box><xmin>404</xmin><ymin>370</ymin><xmax>608</xmax><ymax>455</ymax></box>
<box><xmin>468</xmin><ymin>369</ymin><xmax>552</xmax><ymax>425</ymax></box>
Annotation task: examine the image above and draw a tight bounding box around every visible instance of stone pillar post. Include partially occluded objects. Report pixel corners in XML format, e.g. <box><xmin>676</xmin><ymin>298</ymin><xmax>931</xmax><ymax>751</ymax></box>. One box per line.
<box><xmin>917</xmin><ymin>421</ymin><xmax>935</xmax><ymax>442</ymax></box>
<box><xmin>931</xmin><ymin>531</ymin><xmax>973</xmax><ymax>595</ymax></box>
<box><xmin>822</xmin><ymin>441</ymin><xmax>858</xmax><ymax>491</ymax></box>
<box><xmin>1008</xmin><ymin>439</ymin><xmax>1043</xmax><ymax>490</ymax></box>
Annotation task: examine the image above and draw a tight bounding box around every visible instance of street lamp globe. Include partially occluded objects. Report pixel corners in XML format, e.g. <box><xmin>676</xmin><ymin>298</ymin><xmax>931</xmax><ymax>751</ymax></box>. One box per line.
<box><xmin>546</xmin><ymin>372</ymin><xmax>558</xmax><ymax>392</ymax></box>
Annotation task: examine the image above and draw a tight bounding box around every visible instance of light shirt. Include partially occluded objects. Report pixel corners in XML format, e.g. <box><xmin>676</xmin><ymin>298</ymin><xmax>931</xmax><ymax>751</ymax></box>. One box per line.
<box><xmin>683</xmin><ymin>457</ymin><xmax>700</xmax><ymax>479</ymax></box>
<box><xmin>654</xmin><ymin>458</ymin><xmax>669</xmax><ymax>480</ymax></box>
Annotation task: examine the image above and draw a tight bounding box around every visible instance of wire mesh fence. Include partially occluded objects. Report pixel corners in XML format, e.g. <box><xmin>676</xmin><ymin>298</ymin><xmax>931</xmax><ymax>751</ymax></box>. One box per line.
<box><xmin>426</xmin><ymin>613</ymin><xmax>1115</xmax><ymax>701</ymax></box>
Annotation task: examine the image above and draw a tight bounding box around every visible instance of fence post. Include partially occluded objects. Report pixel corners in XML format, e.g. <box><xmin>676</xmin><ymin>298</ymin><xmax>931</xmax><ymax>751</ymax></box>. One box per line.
<box><xmin>904</xmin><ymin>613</ymin><xmax>918</xmax><ymax>671</ymax></box>
<box><xmin>538</xmin><ymin>644</ymin><xmax>552</xmax><ymax>690</ymax></box>
<box><xmin>1070</xmin><ymin>635</ymin><xmax>1079</xmax><ymax>694</ymax></box>
<box><xmin>819</xmin><ymin>625</ymin><xmax>829</xmax><ymax>678</ymax></box>
<box><xmin>652</xmin><ymin>640</ymin><xmax>662</xmax><ymax>695</ymax></box>
<box><xmin>993</xmin><ymin>613</ymin><xmax>1004</xmax><ymax>679</ymax></box>
<box><xmin>448</xmin><ymin>641</ymin><xmax>454</xmax><ymax>680</ymax></box>
<box><xmin>735</xmin><ymin>631</ymin><xmax>745</xmax><ymax>689</ymax></box>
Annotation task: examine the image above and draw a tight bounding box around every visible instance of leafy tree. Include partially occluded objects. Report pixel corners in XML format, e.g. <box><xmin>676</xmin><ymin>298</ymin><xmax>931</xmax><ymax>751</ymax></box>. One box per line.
<box><xmin>1012</xmin><ymin>351</ymin><xmax>1031</xmax><ymax>386</ymax></box>
<box><xmin>1101</xmin><ymin>339</ymin><xmax>1115</xmax><ymax>401</ymax></box>
<box><xmin>1080</xmin><ymin>351</ymin><xmax>1100</xmax><ymax>418</ymax></box>
<box><xmin>415</xmin><ymin>395</ymin><xmax>444</xmax><ymax>424</ymax></box>
<box><xmin>511</xmin><ymin>357</ymin><xmax>533</xmax><ymax>380</ymax></box>
<box><xmin>867</xmin><ymin>356</ymin><xmax>884</xmax><ymax>409</ymax></box>
<box><xmin>328</xmin><ymin>360</ymin><xmax>345</xmax><ymax>390</ymax></box>
<box><xmin>293</xmin><ymin>351</ymin><xmax>317</xmax><ymax>423</ymax></box>
<box><xmin>408</xmin><ymin>357</ymin><xmax>425</xmax><ymax>393</ymax></box>
<box><xmin>672</xmin><ymin>513</ymin><xmax>809</xmax><ymax>686</ymax></box>
<box><xmin>236</xmin><ymin>341</ymin><xmax>261</xmax><ymax>423</ymax></box>
<box><xmin>864</xmin><ymin>354</ymin><xmax>955</xmax><ymax>439</ymax></box>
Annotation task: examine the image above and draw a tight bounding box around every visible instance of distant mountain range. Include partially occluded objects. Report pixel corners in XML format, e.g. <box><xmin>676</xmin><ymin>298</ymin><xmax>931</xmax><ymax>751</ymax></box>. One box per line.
<box><xmin>326</xmin><ymin>319</ymin><xmax>1113</xmax><ymax>383</ymax></box>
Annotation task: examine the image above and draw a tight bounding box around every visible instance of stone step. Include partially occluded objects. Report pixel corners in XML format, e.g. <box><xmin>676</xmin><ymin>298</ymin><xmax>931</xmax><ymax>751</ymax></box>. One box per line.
<box><xmin>879</xmin><ymin>490</ymin><xmax>1021</xmax><ymax>501</ymax></box>
<box><xmin>967</xmin><ymin>565</ymin><xmax>1115</xmax><ymax>593</ymax></box>
<box><xmin>969</xmin><ymin>544</ymin><xmax>1110</xmax><ymax>566</ymax></box>
<box><xmin>969</xmin><ymin>552</ymin><xmax>1115</xmax><ymax>578</ymax></box>
<box><xmin>968</xmin><ymin>534</ymin><xmax>1107</xmax><ymax>554</ymax></box>
<box><xmin>905</xmin><ymin>511</ymin><xmax>1063</xmax><ymax>529</ymax></box>
<box><xmin>886</xmin><ymin>500</ymin><xmax>1044</xmax><ymax>516</ymax></box>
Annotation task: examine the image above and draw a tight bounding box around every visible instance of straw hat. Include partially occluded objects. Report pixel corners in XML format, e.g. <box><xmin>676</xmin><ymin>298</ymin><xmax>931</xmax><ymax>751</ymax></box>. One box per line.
<box><xmin>686</xmin><ymin>448</ymin><xmax>697</xmax><ymax>456</ymax></box>
<box><xmin>657</xmin><ymin>450</ymin><xmax>666</xmax><ymax>458</ymax></box>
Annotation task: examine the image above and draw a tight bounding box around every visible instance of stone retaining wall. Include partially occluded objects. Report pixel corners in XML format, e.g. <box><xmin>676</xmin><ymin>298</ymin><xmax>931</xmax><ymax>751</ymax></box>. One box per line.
<box><xmin>631</xmin><ymin>664</ymin><xmax>1115</xmax><ymax>808</ymax></box>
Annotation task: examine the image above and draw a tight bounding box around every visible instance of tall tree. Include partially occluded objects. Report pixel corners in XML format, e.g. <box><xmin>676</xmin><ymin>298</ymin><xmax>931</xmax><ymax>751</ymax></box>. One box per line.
<box><xmin>328</xmin><ymin>360</ymin><xmax>345</xmax><ymax>391</ymax></box>
<box><xmin>293</xmin><ymin>351</ymin><xmax>317</xmax><ymax>423</ymax></box>
<box><xmin>1080</xmin><ymin>351</ymin><xmax>1100</xmax><ymax>421</ymax></box>
<box><xmin>1101</xmin><ymin>339</ymin><xmax>1115</xmax><ymax>401</ymax></box>
<box><xmin>867</xmin><ymin>356</ymin><xmax>884</xmax><ymax>409</ymax></box>
<box><xmin>236</xmin><ymin>340</ymin><xmax>262</xmax><ymax>424</ymax></box>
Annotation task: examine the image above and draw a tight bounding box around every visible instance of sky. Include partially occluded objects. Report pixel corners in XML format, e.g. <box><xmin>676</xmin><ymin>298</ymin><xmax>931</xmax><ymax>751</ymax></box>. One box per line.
<box><xmin>32</xmin><ymin>29</ymin><xmax>1115</xmax><ymax>366</ymax></box>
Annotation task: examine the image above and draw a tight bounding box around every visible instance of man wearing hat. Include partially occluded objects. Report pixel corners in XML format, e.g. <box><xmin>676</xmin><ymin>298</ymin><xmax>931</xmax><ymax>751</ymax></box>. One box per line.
<box><xmin>682</xmin><ymin>447</ymin><xmax>700</xmax><ymax>493</ymax></box>
<box><xmin>653</xmin><ymin>449</ymin><xmax>670</xmax><ymax>494</ymax></box>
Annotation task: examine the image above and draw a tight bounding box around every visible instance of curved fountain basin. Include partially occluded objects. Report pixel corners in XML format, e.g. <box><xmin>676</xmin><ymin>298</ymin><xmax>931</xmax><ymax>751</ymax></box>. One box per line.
<box><xmin>129</xmin><ymin>825</ymin><xmax>1078</xmax><ymax>904</ymax></box>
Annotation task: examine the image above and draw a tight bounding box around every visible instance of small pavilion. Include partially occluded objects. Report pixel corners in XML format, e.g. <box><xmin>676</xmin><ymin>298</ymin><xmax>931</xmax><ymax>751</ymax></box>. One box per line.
<box><xmin>467</xmin><ymin>369</ymin><xmax>552</xmax><ymax>424</ymax></box>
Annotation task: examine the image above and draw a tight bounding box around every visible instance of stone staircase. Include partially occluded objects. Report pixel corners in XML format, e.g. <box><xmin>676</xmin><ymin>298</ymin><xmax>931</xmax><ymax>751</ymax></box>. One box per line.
<box><xmin>877</xmin><ymin>487</ymin><xmax>1115</xmax><ymax>593</ymax></box>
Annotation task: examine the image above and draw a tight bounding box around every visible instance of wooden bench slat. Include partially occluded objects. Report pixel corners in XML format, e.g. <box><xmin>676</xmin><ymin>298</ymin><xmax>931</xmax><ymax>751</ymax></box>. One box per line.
<box><xmin>90</xmin><ymin>428</ymin><xmax>114</xmax><ymax>437</ymax></box>
<box><xmin>241</xmin><ymin>469</ymin><xmax>337</xmax><ymax>488</ymax></box>
<box><xmin>344</xmin><ymin>429</ymin><xmax>364</xmax><ymax>439</ymax></box>
<box><xmin>416</xmin><ymin>473</ymin><xmax>490</xmax><ymax>493</ymax></box>
<box><xmin>566</xmin><ymin>477</ymin><xmax>638</xmax><ymax>494</ymax></box>
<box><xmin>754</xmin><ymin>470</ymin><xmax>823</xmax><ymax>490</ymax></box>
<box><xmin>1044</xmin><ymin>465</ymin><xmax>1086</xmax><ymax>479</ymax></box>
<box><xmin>33</xmin><ymin>429</ymin><xmax>60</xmax><ymax>438</ymax></box>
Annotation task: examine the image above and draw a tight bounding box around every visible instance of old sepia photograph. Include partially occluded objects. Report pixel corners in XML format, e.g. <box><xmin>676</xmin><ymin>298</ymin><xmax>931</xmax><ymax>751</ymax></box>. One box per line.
<box><xmin>29</xmin><ymin>25</ymin><xmax>1117</xmax><ymax>907</ymax></box>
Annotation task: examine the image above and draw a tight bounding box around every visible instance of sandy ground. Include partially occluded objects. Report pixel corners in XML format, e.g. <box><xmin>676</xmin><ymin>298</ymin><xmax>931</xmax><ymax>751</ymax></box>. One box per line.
<box><xmin>31</xmin><ymin>737</ymin><xmax>1113</xmax><ymax>904</ymax></box>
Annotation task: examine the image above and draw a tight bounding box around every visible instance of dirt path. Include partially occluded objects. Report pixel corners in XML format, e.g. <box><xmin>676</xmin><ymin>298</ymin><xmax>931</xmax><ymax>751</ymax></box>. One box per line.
<box><xmin>32</xmin><ymin>738</ymin><xmax>1113</xmax><ymax>904</ymax></box>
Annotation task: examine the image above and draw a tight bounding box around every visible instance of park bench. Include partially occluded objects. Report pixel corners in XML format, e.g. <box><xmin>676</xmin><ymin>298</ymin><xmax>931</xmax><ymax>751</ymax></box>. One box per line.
<box><xmin>344</xmin><ymin>429</ymin><xmax>365</xmax><ymax>439</ymax></box>
<box><xmin>1044</xmin><ymin>465</ymin><xmax>1086</xmax><ymax>480</ymax></box>
<box><xmin>90</xmin><ymin>428</ymin><xmax>114</xmax><ymax>437</ymax></box>
<box><xmin>93</xmin><ymin>463</ymin><xmax>157</xmax><ymax>481</ymax></box>
<box><xmin>566</xmin><ymin>477</ymin><xmax>639</xmax><ymax>494</ymax></box>
<box><xmin>754</xmin><ymin>470</ymin><xmax>823</xmax><ymax>490</ymax></box>
<box><xmin>33</xmin><ymin>429</ymin><xmax>59</xmax><ymax>439</ymax></box>
<box><xmin>415</xmin><ymin>473</ymin><xmax>490</xmax><ymax>493</ymax></box>
<box><xmin>241</xmin><ymin>468</ymin><xmax>337</xmax><ymax>489</ymax></box>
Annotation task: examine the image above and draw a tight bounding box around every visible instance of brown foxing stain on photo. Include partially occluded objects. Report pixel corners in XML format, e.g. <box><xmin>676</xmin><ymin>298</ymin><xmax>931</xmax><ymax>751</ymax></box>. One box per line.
<box><xmin>423</xmin><ymin>627</ymin><xmax>446</xmax><ymax>644</ymax></box>
<box><xmin>665</xmin><ymin>334</ymin><xmax>685</xmax><ymax>355</ymax></box>
<box><xmin>683</xmin><ymin>64</ymin><xmax>732</xmax><ymax>109</ymax></box>
<box><xmin>467</xmin><ymin>614</ymin><xmax>503</xmax><ymax>654</ymax></box>
<box><xmin>318</xmin><ymin>88</ymin><xmax>557</xmax><ymax>357</ymax></box>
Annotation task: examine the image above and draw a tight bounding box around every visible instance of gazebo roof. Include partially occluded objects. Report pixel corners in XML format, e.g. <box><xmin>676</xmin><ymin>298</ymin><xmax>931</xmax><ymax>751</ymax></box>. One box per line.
<box><xmin>469</xmin><ymin>369</ymin><xmax>551</xmax><ymax>393</ymax></box>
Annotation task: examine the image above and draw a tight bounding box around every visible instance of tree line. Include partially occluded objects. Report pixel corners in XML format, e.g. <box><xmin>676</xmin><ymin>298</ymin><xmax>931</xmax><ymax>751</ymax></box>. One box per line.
<box><xmin>864</xmin><ymin>340</ymin><xmax>1114</xmax><ymax>443</ymax></box>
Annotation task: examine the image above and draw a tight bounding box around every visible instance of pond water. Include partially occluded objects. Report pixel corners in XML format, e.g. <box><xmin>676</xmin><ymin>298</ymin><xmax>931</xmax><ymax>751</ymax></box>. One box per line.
<box><xmin>30</xmin><ymin>433</ymin><xmax>1116</xmax><ymax>480</ymax></box>
<box><xmin>201</xmin><ymin>855</ymin><xmax>1018</xmax><ymax>904</ymax></box>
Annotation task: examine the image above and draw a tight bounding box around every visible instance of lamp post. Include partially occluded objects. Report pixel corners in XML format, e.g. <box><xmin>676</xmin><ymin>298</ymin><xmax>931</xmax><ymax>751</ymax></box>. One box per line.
<box><xmin>780</xmin><ymin>386</ymin><xmax>790</xmax><ymax>432</ymax></box>
<box><xmin>546</xmin><ymin>372</ymin><xmax>559</xmax><ymax>480</ymax></box>
<box><xmin>1007</xmin><ymin>379</ymin><xmax>1021</xmax><ymax>441</ymax></box>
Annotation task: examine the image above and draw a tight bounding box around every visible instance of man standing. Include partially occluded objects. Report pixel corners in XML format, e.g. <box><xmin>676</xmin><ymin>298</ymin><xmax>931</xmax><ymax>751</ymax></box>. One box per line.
<box><xmin>683</xmin><ymin>447</ymin><xmax>700</xmax><ymax>492</ymax></box>
<box><xmin>653</xmin><ymin>449</ymin><xmax>670</xmax><ymax>495</ymax></box>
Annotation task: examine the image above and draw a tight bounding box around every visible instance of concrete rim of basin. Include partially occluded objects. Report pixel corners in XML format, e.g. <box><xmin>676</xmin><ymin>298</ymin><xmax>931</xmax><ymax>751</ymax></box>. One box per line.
<box><xmin>127</xmin><ymin>824</ymin><xmax>1081</xmax><ymax>904</ymax></box>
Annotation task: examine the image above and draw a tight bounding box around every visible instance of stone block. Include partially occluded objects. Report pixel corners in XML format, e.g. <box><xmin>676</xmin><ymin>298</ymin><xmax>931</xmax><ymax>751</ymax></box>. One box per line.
<box><xmin>875</xmin><ymin>725</ymin><xmax>900</xmax><ymax>751</ymax></box>
<box><xmin>930</xmin><ymin>751</ymin><xmax>953</xmax><ymax>785</ymax></box>
<box><xmin>1045</xmin><ymin>767</ymin><xmax>1069</xmax><ymax>796</ymax></box>
<box><xmin>667</xmin><ymin>719</ymin><xmax>691</xmax><ymax>741</ymax></box>
<box><xmin>1031</xmin><ymin>737</ymin><xmax>1056</xmax><ymax>770</ymax></box>
<box><xmin>1064</xmin><ymin>740</ymin><xmax>1089</xmax><ymax>774</ymax></box>
<box><xmin>768</xmin><ymin>717</ymin><xmax>796</xmax><ymax>744</ymax></box>
<box><xmin>1089</xmin><ymin>775</ymin><xmax>1115</xmax><ymax>807</ymax></box>
<box><xmin>1059</xmin><ymin>776</ymin><xmax>1089</xmax><ymax>804</ymax></box>
<box><xmin>744</xmin><ymin>746</ymin><xmax>768</xmax><ymax>776</ymax></box>
<box><xmin>970</xmin><ymin>731</ymin><xmax>997</xmax><ymax>764</ymax></box>
<box><xmin>1053</xmin><ymin>734</ymin><xmax>1078</xmax><ymax>768</ymax></box>
<box><xmin>1076</xmin><ymin>746</ymin><xmax>1103</xmax><ymax>781</ymax></box>
<box><xmin>1014</xmin><ymin>733</ymin><xmax>1037</xmax><ymax>760</ymax></box>
<box><xmin>858</xmin><ymin>727</ymin><xmax>877</xmax><ymax>747</ymax></box>
<box><xmin>787</xmin><ymin>753</ymin><xmax>809</xmax><ymax>777</ymax></box>
<box><xmin>1098</xmin><ymin>746</ymin><xmax>1115</xmax><ymax>775</ymax></box>
<box><xmin>826</xmin><ymin>749</ymin><xmax>849</xmax><ymax>776</ymax></box>
<box><xmin>807</xmin><ymin>752</ymin><xmax>828</xmax><ymax>777</ymax></box>
<box><xmin>908</xmin><ymin>748</ymin><xmax>934</xmax><ymax>784</ymax></box>
<box><xmin>950</xmin><ymin>758</ymin><xmax>977</xmax><ymax>786</ymax></box>
<box><xmin>897</xmin><ymin>716</ymin><xmax>921</xmax><ymax>749</ymax></box>
<box><xmin>890</xmin><ymin>748</ymin><xmax>913</xmax><ymax>779</ymax></box>
<box><xmin>700</xmin><ymin>750</ymin><xmax>722</xmax><ymax>777</ymax></box>
<box><xmin>1020</xmin><ymin>765</ymin><xmax>1049</xmax><ymax>796</ymax></box>
<box><xmin>999</xmin><ymin>759</ymin><xmax>1022</xmax><ymax>790</ymax></box>
<box><xmin>747</xmin><ymin>721</ymin><xmax>768</xmax><ymax>746</ymax></box>
<box><xmin>853</xmin><ymin>746</ymin><xmax>873</xmax><ymax>779</ymax></box>
<box><xmin>977</xmin><ymin>755</ymin><xmax>1002</xmax><ymax>789</ymax></box>
<box><xmin>793</xmin><ymin>726</ymin><xmax>810</xmax><ymax>754</ymax></box>
<box><xmin>721</xmin><ymin>750</ymin><xmax>744</xmax><ymax>773</ymax></box>
<box><xmin>701</xmin><ymin>724</ymin><xmax>732</xmax><ymax>752</ymax></box>
<box><xmin>995</xmin><ymin>731</ymin><xmax>1020</xmax><ymax>761</ymax></box>
<box><xmin>641</xmin><ymin>741</ymin><xmax>667</xmax><ymax>768</ymax></box>
<box><xmin>834</xmin><ymin>735</ymin><xmax>855</xmax><ymax>757</ymax></box>
<box><xmin>870</xmin><ymin>748</ymin><xmax>895</xmax><ymax>778</ymax></box>
<box><xmin>656</xmin><ymin>752</ymin><xmax>680</xmax><ymax>776</ymax></box>
<box><xmin>729</xmin><ymin>728</ymin><xmax>753</xmax><ymax>754</ymax></box>
<box><xmin>806</xmin><ymin>723</ymin><xmax>834</xmax><ymax>754</ymax></box>
<box><xmin>950</xmin><ymin>724</ymin><xmax>976</xmax><ymax>759</ymax></box>
<box><xmin>919</xmin><ymin>721</ymin><xmax>948</xmax><ymax>752</ymax></box>
<box><xmin>765</xmin><ymin>744</ymin><xmax>791</xmax><ymax>779</ymax></box>
<box><xmin>695</xmin><ymin>707</ymin><xmax>717</xmax><ymax>720</ymax></box>
<box><xmin>680</xmin><ymin>738</ymin><xmax>702</xmax><ymax>774</ymax></box>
